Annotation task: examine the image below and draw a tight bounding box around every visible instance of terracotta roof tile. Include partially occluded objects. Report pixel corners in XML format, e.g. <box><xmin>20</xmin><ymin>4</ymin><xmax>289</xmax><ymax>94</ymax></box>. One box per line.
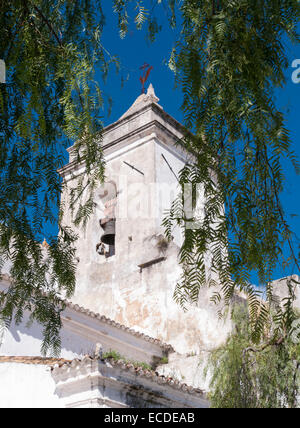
<box><xmin>63</xmin><ymin>301</ymin><xmax>174</xmax><ymax>352</ymax></box>
<box><xmin>51</xmin><ymin>355</ymin><xmax>205</xmax><ymax>398</ymax></box>
<box><xmin>0</xmin><ymin>356</ymin><xmax>71</xmax><ymax>366</ymax></box>
<box><xmin>1</xmin><ymin>274</ymin><xmax>174</xmax><ymax>353</ymax></box>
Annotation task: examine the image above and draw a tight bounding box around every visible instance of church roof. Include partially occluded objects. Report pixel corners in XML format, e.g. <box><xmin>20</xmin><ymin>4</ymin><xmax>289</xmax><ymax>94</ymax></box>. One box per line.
<box><xmin>59</xmin><ymin>82</ymin><xmax>189</xmax><ymax>180</ymax></box>
<box><xmin>64</xmin><ymin>300</ymin><xmax>174</xmax><ymax>353</ymax></box>
<box><xmin>118</xmin><ymin>83</ymin><xmax>161</xmax><ymax>121</ymax></box>
<box><xmin>51</xmin><ymin>354</ymin><xmax>205</xmax><ymax>398</ymax></box>
<box><xmin>0</xmin><ymin>273</ymin><xmax>174</xmax><ymax>354</ymax></box>
<box><xmin>0</xmin><ymin>354</ymin><xmax>205</xmax><ymax>397</ymax></box>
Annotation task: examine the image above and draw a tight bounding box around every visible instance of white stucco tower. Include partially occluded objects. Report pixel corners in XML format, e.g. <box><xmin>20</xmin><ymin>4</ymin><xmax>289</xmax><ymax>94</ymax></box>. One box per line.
<box><xmin>1</xmin><ymin>86</ymin><xmax>298</xmax><ymax>407</ymax></box>
<box><xmin>59</xmin><ymin>84</ymin><xmax>231</xmax><ymax>359</ymax></box>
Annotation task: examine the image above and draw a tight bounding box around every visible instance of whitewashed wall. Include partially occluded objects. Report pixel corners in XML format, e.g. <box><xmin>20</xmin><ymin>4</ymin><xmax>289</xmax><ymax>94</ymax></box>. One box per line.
<box><xmin>0</xmin><ymin>362</ymin><xmax>62</xmax><ymax>408</ymax></box>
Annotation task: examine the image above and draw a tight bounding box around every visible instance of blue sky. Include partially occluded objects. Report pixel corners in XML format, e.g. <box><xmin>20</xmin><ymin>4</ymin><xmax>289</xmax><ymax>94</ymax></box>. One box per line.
<box><xmin>95</xmin><ymin>7</ymin><xmax>300</xmax><ymax>282</ymax></box>
<box><xmin>99</xmin><ymin>5</ymin><xmax>182</xmax><ymax>124</ymax></box>
<box><xmin>272</xmin><ymin>38</ymin><xmax>300</xmax><ymax>280</ymax></box>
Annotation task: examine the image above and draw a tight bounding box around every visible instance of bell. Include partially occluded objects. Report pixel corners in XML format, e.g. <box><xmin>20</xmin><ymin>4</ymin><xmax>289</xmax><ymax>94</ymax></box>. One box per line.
<box><xmin>100</xmin><ymin>218</ymin><xmax>116</xmax><ymax>246</ymax></box>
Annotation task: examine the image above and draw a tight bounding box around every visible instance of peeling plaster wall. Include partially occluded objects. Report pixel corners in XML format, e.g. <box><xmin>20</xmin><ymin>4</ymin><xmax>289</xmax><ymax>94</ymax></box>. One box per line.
<box><xmin>0</xmin><ymin>280</ymin><xmax>167</xmax><ymax>366</ymax></box>
<box><xmin>271</xmin><ymin>275</ymin><xmax>300</xmax><ymax>308</ymax></box>
<box><xmin>156</xmin><ymin>352</ymin><xmax>212</xmax><ymax>392</ymax></box>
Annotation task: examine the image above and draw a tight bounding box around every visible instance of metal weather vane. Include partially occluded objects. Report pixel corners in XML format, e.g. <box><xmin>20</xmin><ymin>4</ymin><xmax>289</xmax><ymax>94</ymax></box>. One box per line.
<box><xmin>139</xmin><ymin>63</ymin><xmax>153</xmax><ymax>94</ymax></box>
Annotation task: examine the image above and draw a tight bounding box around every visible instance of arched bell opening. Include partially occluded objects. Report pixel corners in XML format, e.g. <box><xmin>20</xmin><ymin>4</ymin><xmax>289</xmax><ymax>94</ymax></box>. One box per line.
<box><xmin>100</xmin><ymin>218</ymin><xmax>116</xmax><ymax>246</ymax></box>
<box><xmin>96</xmin><ymin>181</ymin><xmax>117</xmax><ymax>259</ymax></box>
<box><xmin>100</xmin><ymin>218</ymin><xmax>116</xmax><ymax>258</ymax></box>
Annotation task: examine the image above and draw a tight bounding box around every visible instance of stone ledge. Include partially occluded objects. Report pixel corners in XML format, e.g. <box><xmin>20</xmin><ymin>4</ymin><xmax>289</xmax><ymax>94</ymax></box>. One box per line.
<box><xmin>0</xmin><ymin>356</ymin><xmax>71</xmax><ymax>366</ymax></box>
<box><xmin>51</xmin><ymin>355</ymin><xmax>209</xmax><ymax>408</ymax></box>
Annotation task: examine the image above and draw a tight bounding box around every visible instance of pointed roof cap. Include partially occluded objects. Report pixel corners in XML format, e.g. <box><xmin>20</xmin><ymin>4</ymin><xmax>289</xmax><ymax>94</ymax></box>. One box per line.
<box><xmin>119</xmin><ymin>83</ymin><xmax>161</xmax><ymax>121</ymax></box>
<box><xmin>41</xmin><ymin>238</ymin><xmax>49</xmax><ymax>249</ymax></box>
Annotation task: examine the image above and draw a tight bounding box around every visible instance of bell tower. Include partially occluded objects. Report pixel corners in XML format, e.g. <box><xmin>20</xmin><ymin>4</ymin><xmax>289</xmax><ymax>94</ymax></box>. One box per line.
<box><xmin>58</xmin><ymin>84</ymin><xmax>231</xmax><ymax>356</ymax></box>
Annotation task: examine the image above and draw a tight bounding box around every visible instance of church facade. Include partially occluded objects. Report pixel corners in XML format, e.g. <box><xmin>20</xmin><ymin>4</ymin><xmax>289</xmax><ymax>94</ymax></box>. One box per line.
<box><xmin>0</xmin><ymin>84</ymin><xmax>297</xmax><ymax>408</ymax></box>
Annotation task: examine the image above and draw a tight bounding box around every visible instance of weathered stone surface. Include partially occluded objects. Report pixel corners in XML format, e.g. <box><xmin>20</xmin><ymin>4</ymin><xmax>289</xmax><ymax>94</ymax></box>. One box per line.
<box><xmin>59</xmin><ymin>85</ymin><xmax>233</xmax><ymax>385</ymax></box>
<box><xmin>271</xmin><ymin>275</ymin><xmax>300</xmax><ymax>308</ymax></box>
<box><xmin>51</xmin><ymin>357</ymin><xmax>209</xmax><ymax>408</ymax></box>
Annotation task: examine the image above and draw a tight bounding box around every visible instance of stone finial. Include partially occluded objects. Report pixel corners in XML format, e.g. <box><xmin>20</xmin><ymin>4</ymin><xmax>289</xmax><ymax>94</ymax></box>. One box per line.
<box><xmin>42</xmin><ymin>238</ymin><xmax>49</xmax><ymax>249</ymax></box>
<box><xmin>118</xmin><ymin>83</ymin><xmax>161</xmax><ymax>120</ymax></box>
<box><xmin>146</xmin><ymin>83</ymin><xmax>159</xmax><ymax>103</ymax></box>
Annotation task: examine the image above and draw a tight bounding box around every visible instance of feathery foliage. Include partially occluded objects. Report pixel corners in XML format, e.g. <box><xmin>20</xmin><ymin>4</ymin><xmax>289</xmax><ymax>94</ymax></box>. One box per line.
<box><xmin>113</xmin><ymin>0</ymin><xmax>300</xmax><ymax>344</ymax></box>
<box><xmin>0</xmin><ymin>0</ymin><xmax>116</xmax><ymax>355</ymax></box>
<box><xmin>159</xmin><ymin>0</ymin><xmax>300</xmax><ymax>344</ymax></box>
<box><xmin>1</xmin><ymin>0</ymin><xmax>299</xmax><ymax>355</ymax></box>
<box><xmin>0</xmin><ymin>0</ymin><xmax>174</xmax><ymax>356</ymax></box>
<box><xmin>207</xmin><ymin>304</ymin><xmax>300</xmax><ymax>408</ymax></box>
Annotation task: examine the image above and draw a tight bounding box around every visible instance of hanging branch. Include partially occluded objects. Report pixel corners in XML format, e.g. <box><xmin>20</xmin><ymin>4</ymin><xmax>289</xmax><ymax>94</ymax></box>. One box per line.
<box><xmin>31</xmin><ymin>4</ymin><xmax>63</xmax><ymax>46</ymax></box>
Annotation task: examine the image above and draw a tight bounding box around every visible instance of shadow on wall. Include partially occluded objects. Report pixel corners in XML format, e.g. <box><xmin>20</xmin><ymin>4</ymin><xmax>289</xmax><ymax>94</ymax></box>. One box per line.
<box><xmin>0</xmin><ymin>308</ymin><xmax>96</xmax><ymax>358</ymax></box>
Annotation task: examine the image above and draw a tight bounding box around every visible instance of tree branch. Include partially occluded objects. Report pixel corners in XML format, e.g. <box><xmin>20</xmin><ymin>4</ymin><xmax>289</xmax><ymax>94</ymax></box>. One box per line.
<box><xmin>31</xmin><ymin>4</ymin><xmax>62</xmax><ymax>46</ymax></box>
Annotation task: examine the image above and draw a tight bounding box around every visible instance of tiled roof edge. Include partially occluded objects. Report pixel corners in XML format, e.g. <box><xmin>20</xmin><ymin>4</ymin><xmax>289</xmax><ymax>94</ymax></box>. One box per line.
<box><xmin>0</xmin><ymin>356</ymin><xmax>71</xmax><ymax>366</ymax></box>
<box><xmin>64</xmin><ymin>300</ymin><xmax>175</xmax><ymax>353</ymax></box>
<box><xmin>52</xmin><ymin>355</ymin><xmax>205</xmax><ymax>398</ymax></box>
<box><xmin>0</xmin><ymin>274</ymin><xmax>174</xmax><ymax>353</ymax></box>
